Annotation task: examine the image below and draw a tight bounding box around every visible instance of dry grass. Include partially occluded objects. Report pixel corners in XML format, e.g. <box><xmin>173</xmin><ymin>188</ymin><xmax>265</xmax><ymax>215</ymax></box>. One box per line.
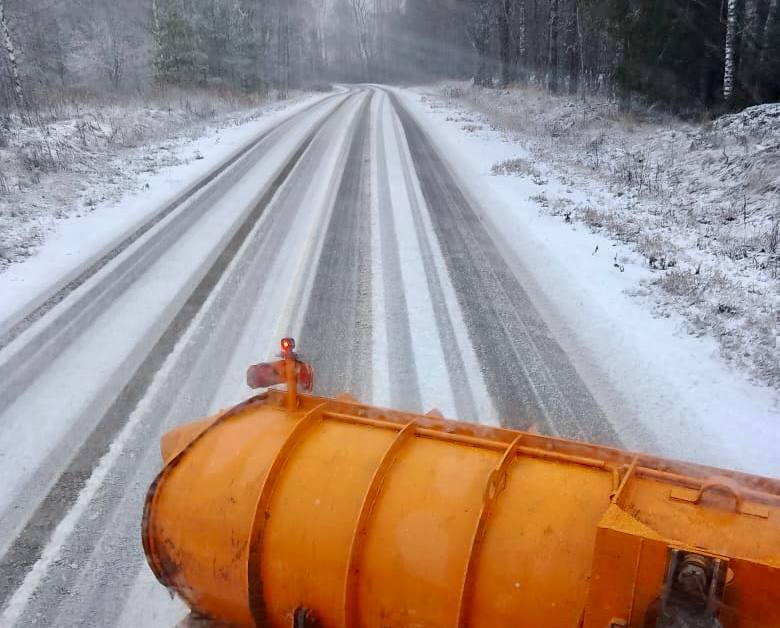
<box><xmin>0</xmin><ymin>87</ymin><xmax>317</xmax><ymax>269</ymax></box>
<box><xmin>491</xmin><ymin>157</ymin><xmax>540</xmax><ymax>178</ymax></box>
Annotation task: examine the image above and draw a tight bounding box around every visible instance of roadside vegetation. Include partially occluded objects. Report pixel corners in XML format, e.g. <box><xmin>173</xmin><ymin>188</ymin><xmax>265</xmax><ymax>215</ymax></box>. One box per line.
<box><xmin>434</xmin><ymin>81</ymin><xmax>779</xmax><ymax>388</ymax></box>
<box><xmin>0</xmin><ymin>1</ymin><xmax>334</xmax><ymax>268</ymax></box>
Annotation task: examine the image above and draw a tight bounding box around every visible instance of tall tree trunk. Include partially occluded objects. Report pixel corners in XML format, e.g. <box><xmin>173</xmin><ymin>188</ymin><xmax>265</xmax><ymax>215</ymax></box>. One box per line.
<box><xmin>498</xmin><ymin>0</ymin><xmax>513</xmax><ymax>85</ymax></box>
<box><xmin>575</xmin><ymin>0</ymin><xmax>585</xmax><ymax>92</ymax></box>
<box><xmin>349</xmin><ymin>0</ymin><xmax>372</xmax><ymax>80</ymax></box>
<box><xmin>566</xmin><ymin>0</ymin><xmax>579</xmax><ymax>93</ymax></box>
<box><xmin>744</xmin><ymin>0</ymin><xmax>758</xmax><ymax>36</ymax></box>
<box><xmin>762</xmin><ymin>0</ymin><xmax>778</xmax><ymax>60</ymax></box>
<box><xmin>151</xmin><ymin>0</ymin><xmax>160</xmax><ymax>35</ymax></box>
<box><xmin>723</xmin><ymin>0</ymin><xmax>738</xmax><ymax>103</ymax></box>
<box><xmin>0</xmin><ymin>0</ymin><xmax>24</xmax><ymax>109</ymax></box>
<box><xmin>741</xmin><ymin>0</ymin><xmax>760</xmax><ymax>99</ymax></box>
<box><xmin>514</xmin><ymin>0</ymin><xmax>526</xmax><ymax>82</ymax></box>
<box><xmin>548</xmin><ymin>0</ymin><xmax>559</xmax><ymax>92</ymax></box>
<box><xmin>375</xmin><ymin>0</ymin><xmax>385</xmax><ymax>80</ymax></box>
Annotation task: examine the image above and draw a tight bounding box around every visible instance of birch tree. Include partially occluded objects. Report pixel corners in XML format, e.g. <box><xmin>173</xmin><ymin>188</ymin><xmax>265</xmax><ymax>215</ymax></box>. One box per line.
<box><xmin>0</xmin><ymin>0</ymin><xmax>24</xmax><ymax>108</ymax></box>
<box><xmin>723</xmin><ymin>0</ymin><xmax>738</xmax><ymax>102</ymax></box>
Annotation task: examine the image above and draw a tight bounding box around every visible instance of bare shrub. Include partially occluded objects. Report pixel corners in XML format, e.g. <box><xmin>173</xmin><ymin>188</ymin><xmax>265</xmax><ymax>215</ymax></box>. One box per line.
<box><xmin>308</xmin><ymin>82</ymin><xmax>333</xmax><ymax>93</ymax></box>
<box><xmin>768</xmin><ymin>218</ymin><xmax>779</xmax><ymax>254</ymax></box>
<box><xmin>659</xmin><ymin>269</ymin><xmax>699</xmax><ymax>296</ymax></box>
<box><xmin>18</xmin><ymin>141</ymin><xmax>67</xmax><ymax>172</ymax></box>
<box><xmin>548</xmin><ymin>196</ymin><xmax>573</xmax><ymax>215</ymax></box>
<box><xmin>582</xmin><ymin>206</ymin><xmax>605</xmax><ymax>228</ymax></box>
<box><xmin>637</xmin><ymin>234</ymin><xmax>677</xmax><ymax>266</ymax></box>
<box><xmin>585</xmin><ymin>135</ymin><xmax>605</xmax><ymax>169</ymax></box>
<box><xmin>612</xmin><ymin>149</ymin><xmax>663</xmax><ymax>196</ymax></box>
<box><xmin>491</xmin><ymin>157</ymin><xmax>541</xmax><ymax>178</ymax></box>
<box><xmin>442</xmin><ymin>85</ymin><xmax>465</xmax><ymax>99</ymax></box>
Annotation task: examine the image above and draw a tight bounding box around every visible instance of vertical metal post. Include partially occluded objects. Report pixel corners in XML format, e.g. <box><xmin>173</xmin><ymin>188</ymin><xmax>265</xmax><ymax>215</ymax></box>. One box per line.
<box><xmin>285</xmin><ymin>355</ymin><xmax>297</xmax><ymax>411</ymax></box>
<box><xmin>282</xmin><ymin>338</ymin><xmax>297</xmax><ymax>412</ymax></box>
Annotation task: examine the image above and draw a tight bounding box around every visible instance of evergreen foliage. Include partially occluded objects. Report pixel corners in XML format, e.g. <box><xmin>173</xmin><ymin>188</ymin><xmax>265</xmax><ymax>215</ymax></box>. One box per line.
<box><xmin>1</xmin><ymin>0</ymin><xmax>778</xmax><ymax>111</ymax></box>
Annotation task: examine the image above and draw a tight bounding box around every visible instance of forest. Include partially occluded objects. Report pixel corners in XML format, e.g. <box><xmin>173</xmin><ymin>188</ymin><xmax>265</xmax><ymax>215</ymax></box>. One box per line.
<box><xmin>0</xmin><ymin>0</ymin><xmax>779</xmax><ymax>114</ymax></box>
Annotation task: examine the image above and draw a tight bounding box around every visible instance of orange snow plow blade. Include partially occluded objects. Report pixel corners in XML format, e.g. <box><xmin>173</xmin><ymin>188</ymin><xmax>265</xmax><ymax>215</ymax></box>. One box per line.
<box><xmin>143</xmin><ymin>392</ymin><xmax>780</xmax><ymax>627</ymax></box>
<box><xmin>142</xmin><ymin>341</ymin><xmax>780</xmax><ymax>627</ymax></box>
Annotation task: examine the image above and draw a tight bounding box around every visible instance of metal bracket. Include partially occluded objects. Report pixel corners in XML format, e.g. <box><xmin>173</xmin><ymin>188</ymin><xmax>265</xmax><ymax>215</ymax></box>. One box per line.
<box><xmin>653</xmin><ymin>548</ymin><xmax>727</xmax><ymax>628</ymax></box>
<box><xmin>669</xmin><ymin>476</ymin><xmax>769</xmax><ymax>519</ymax></box>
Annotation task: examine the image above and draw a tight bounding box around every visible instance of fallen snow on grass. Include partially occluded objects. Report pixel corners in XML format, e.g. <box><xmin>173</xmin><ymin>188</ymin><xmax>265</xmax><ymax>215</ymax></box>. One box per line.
<box><xmin>0</xmin><ymin>89</ymin><xmax>325</xmax><ymax>271</ymax></box>
<box><xmin>396</xmin><ymin>86</ymin><xmax>780</xmax><ymax>477</ymax></box>
<box><xmin>0</xmin><ymin>90</ymin><xmax>332</xmax><ymax>326</ymax></box>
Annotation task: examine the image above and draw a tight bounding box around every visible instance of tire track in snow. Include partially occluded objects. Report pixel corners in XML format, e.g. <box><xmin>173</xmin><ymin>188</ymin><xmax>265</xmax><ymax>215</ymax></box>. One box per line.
<box><xmin>0</xmin><ymin>93</ymin><xmax>340</xmax><ymax>352</ymax></box>
<box><xmin>2</xmin><ymin>90</ymin><xmax>371</xmax><ymax>628</ymax></box>
<box><xmin>0</xmin><ymin>93</ymin><xmax>357</xmax><ymax>616</ymax></box>
<box><xmin>387</xmin><ymin>93</ymin><xmax>481</xmax><ymax>421</ymax></box>
<box><xmin>298</xmin><ymin>93</ymin><xmax>373</xmax><ymax>400</ymax></box>
<box><xmin>372</xmin><ymin>95</ymin><xmax>423</xmax><ymax>412</ymax></box>
<box><xmin>386</xmin><ymin>90</ymin><xmax>619</xmax><ymax>443</ymax></box>
<box><xmin>0</xmin><ymin>95</ymin><xmax>347</xmax><ymax>418</ymax></box>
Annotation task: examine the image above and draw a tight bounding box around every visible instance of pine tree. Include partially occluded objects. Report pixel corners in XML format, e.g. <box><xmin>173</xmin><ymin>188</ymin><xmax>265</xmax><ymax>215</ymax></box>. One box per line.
<box><xmin>498</xmin><ymin>0</ymin><xmax>514</xmax><ymax>85</ymax></box>
<box><xmin>153</xmin><ymin>2</ymin><xmax>203</xmax><ymax>85</ymax></box>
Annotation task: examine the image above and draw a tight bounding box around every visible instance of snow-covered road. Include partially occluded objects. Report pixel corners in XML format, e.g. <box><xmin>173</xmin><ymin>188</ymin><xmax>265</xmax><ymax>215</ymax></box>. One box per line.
<box><xmin>0</xmin><ymin>86</ymin><xmax>777</xmax><ymax>626</ymax></box>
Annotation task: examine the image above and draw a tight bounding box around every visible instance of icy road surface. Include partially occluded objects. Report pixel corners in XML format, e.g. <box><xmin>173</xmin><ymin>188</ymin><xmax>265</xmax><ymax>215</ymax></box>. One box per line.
<box><xmin>0</xmin><ymin>86</ymin><xmax>777</xmax><ymax>626</ymax></box>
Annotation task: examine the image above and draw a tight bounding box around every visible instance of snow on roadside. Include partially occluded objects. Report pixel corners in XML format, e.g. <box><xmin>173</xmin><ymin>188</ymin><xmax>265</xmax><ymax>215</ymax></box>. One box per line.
<box><xmin>394</xmin><ymin>86</ymin><xmax>780</xmax><ymax>478</ymax></box>
<box><xmin>426</xmin><ymin>84</ymin><xmax>780</xmax><ymax>392</ymax></box>
<box><xmin>0</xmin><ymin>90</ymin><xmax>332</xmax><ymax>271</ymax></box>
<box><xmin>0</xmin><ymin>90</ymin><xmax>333</xmax><ymax>328</ymax></box>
